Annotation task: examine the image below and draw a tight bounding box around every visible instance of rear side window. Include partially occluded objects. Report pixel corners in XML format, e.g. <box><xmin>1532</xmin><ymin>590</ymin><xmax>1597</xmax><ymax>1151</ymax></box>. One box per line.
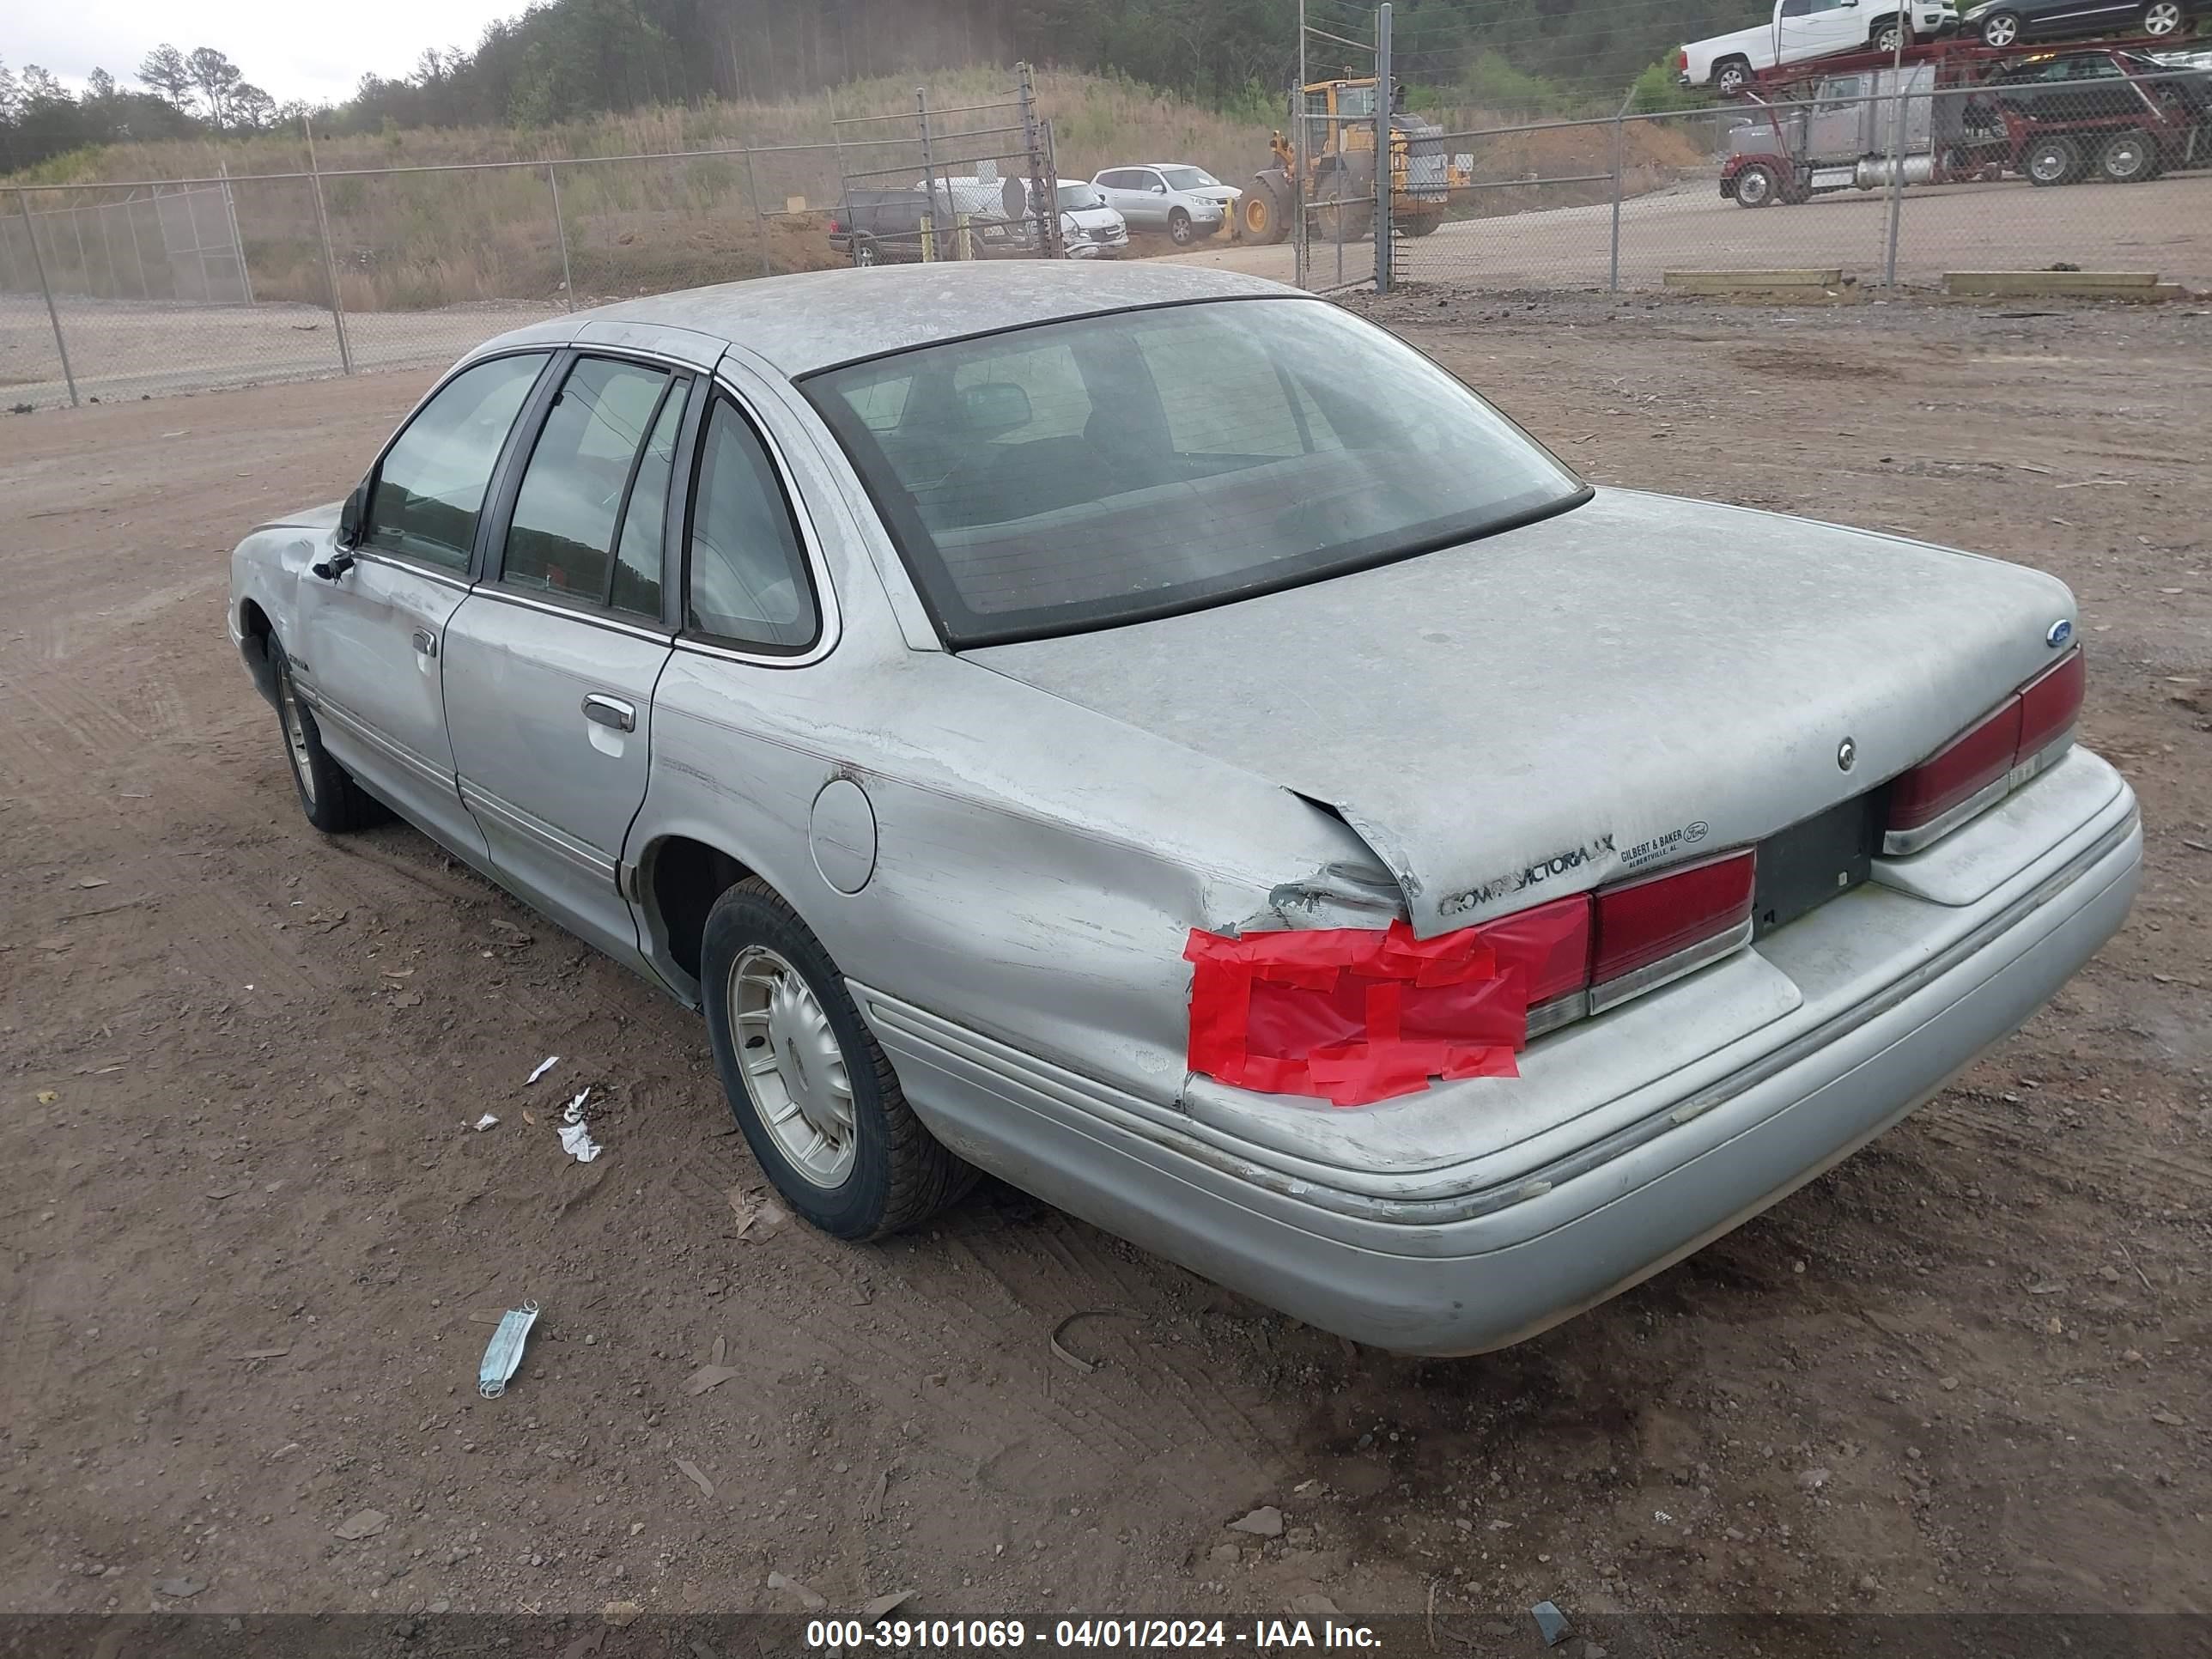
<box><xmin>501</xmin><ymin>356</ymin><xmax>679</xmax><ymax>609</ymax></box>
<box><xmin>367</xmin><ymin>353</ymin><xmax>548</xmax><ymax>572</ymax></box>
<box><xmin>685</xmin><ymin>398</ymin><xmax>819</xmax><ymax>653</ymax></box>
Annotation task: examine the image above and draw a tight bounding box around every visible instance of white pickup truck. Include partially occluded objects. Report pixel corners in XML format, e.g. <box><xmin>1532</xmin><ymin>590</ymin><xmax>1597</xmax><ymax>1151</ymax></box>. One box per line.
<box><xmin>1680</xmin><ymin>0</ymin><xmax>1958</xmax><ymax>94</ymax></box>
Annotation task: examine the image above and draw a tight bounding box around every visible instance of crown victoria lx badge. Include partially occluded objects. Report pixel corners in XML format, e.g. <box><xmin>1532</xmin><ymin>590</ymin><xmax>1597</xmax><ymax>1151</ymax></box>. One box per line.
<box><xmin>1837</xmin><ymin>736</ymin><xmax>1857</xmax><ymax>773</ymax></box>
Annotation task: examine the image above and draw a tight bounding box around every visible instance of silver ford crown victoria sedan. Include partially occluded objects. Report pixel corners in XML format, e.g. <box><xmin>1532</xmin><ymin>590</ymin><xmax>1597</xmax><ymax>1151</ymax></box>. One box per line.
<box><xmin>228</xmin><ymin>264</ymin><xmax>2140</xmax><ymax>1355</ymax></box>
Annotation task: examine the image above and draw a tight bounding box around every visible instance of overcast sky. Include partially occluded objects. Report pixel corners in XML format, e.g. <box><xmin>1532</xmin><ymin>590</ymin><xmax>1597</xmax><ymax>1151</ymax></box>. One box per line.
<box><xmin>8</xmin><ymin>0</ymin><xmax>526</xmax><ymax>106</ymax></box>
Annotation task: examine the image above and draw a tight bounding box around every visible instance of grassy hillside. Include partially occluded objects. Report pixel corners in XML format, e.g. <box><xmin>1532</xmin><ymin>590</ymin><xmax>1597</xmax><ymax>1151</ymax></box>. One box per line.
<box><xmin>6</xmin><ymin>70</ymin><xmax>1290</xmax><ymax>310</ymax></box>
<box><xmin>5</xmin><ymin>67</ymin><xmax>1706</xmax><ymax>313</ymax></box>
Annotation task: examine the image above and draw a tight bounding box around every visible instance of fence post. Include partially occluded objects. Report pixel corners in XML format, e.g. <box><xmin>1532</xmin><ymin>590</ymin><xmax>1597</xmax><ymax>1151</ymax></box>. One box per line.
<box><xmin>302</xmin><ymin>117</ymin><xmax>354</xmax><ymax>375</ymax></box>
<box><xmin>1883</xmin><ymin>25</ymin><xmax>1907</xmax><ymax>291</ymax></box>
<box><xmin>125</xmin><ymin>191</ymin><xmax>150</xmax><ymax>300</ymax></box>
<box><xmin>915</xmin><ymin>88</ymin><xmax>940</xmax><ymax>263</ymax></box>
<box><xmin>1017</xmin><ymin>64</ymin><xmax>1060</xmax><ymax>260</ymax></box>
<box><xmin>220</xmin><ymin>161</ymin><xmax>254</xmax><ymax>305</ymax></box>
<box><xmin>1609</xmin><ymin>86</ymin><xmax>1632</xmax><ymax>294</ymax></box>
<box><xmin>16</xmin><ymin>190</ymin><xmax>78</xmax><ymax>407</ymax></box>
<box><xmin>743</xmin><ymin>148</ymin><xmax>771</xmax><ymax>278</ymax></box>
<box><xmin>546</xmin><ymin>164</ymin><xmax>575</xmax><ymax>310</ymax></box>
<box><xmin>1374</xmin><ymin>2</ymin><xmax>1392</xmax><ymax>295</ymax></box>
<box><xmin>1293</xmin><ymin>2</ymin><xmax>1308</xmax><ymax>291</ymax></box>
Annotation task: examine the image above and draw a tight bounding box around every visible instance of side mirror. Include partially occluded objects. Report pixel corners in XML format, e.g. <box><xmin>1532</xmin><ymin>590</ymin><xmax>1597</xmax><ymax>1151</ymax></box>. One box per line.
<box><xmin>337</xmin><ymin>480</ymin><xmax>367</xmax><ymax>549</ymax></box>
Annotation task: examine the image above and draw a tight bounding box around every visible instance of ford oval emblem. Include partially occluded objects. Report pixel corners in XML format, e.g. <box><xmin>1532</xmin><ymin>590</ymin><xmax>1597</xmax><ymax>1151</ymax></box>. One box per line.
<box><xmin>1837</xmin><ymin>737</ymin><xmax>1857</xmax><ymax>773</ymax></box>
<box><xmin>2046</xmin><ymin>618</ymin><xmax>2073</xmax><ymax>649</ymax></box>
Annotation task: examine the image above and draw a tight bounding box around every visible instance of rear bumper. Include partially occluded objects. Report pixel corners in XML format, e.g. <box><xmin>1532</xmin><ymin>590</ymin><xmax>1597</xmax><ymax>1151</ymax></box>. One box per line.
<box><xmin>862</xmin><ymin>767</ymin><xmax>2138</xmax><ymax>1355</ymax></box>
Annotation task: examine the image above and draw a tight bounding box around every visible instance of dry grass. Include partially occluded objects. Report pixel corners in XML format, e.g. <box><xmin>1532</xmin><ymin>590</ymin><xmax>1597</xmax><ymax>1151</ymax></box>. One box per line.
<box><xmin>3</xmin><ymin>70</ymin><xmax>1703</xmax><ymax>312</ymax></box>
<box><xmin>3</xmin><ymin>70</ymin><xmax>1285</xmax><ymax>311</ymax></box>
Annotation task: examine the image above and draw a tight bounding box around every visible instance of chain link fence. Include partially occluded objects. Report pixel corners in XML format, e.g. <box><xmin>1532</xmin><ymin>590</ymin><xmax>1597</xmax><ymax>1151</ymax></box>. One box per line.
<box><xmin>0</xmin><ymin>139</ymin><xmax>860</xmax><ymax>410</ymax></box>
<box><xmin>0</xmin><ymin>69</ymin><xmax>1066</xmax><ymax>411</ymax></box>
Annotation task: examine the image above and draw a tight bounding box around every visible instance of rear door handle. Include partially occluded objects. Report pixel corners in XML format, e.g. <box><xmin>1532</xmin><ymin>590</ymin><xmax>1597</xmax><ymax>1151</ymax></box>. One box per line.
<box><xmin>582</xmin><ymin>694</ymin><xmax>636</xmax><ymax>732</ymax></box>
<box><xmin>411</xmin><ymin>629</ymin><xmax>438</xmax><ymax>659</ymax></box>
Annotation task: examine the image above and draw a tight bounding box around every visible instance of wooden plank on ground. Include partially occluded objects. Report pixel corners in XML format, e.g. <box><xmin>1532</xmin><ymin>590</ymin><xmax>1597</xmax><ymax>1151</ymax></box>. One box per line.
<box><xmin>1945</xmin><ymin>270</ymin><xmax>2161</xmax><ymax>297</ymax></box>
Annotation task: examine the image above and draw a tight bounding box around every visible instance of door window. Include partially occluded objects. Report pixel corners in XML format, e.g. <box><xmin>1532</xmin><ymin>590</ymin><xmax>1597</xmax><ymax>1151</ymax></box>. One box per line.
<box><xmin>502</xmin><ymin>356</ymin><xmax>682</xmax><ymax>611</ymax></box>
<box><xmin>685</xmin><ymin>398</ymin><xmax>821</xmax><ymax>653</ymax></box>
<box><xmin>365</xmin><ymin>353</ymin><xmax>548</xmax><ymax>573</ymax></box>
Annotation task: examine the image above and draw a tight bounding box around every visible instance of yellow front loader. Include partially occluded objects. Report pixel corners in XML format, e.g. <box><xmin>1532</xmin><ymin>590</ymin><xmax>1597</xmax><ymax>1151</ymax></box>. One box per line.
<box><xmin>1240</xmin><ymin>76</ymin><xmax>1465</xmax><ymax>246</ymax></box>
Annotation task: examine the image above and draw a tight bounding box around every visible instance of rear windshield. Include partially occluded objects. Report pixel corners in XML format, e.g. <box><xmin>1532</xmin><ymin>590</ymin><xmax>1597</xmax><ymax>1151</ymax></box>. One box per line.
<box><xmin>800</xmin><ymin>298</ymin><xmax>1585</xmax><ymax>647</ymax></box>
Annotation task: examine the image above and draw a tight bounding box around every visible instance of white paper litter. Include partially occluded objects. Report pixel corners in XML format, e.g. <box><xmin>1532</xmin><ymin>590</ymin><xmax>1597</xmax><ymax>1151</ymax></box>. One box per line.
<box><xmin>473</xmin><ymin>1113</ymin><xmax>499</xmax><ymax>1132</ymax></box>
<box><xmin>526</xmin><ymin>1055</ymin><xmax>559</xmax><ymax>1085</ymax></box>
<box><xmin>556</xmin><ymin>1121</ymin><xmax>602</xmax><ymax>1164</ymax></box>
<box><xmin>561</xmin><ymin>1086</ymin><xmax>591</xmax><ymax>1125</ymax></box>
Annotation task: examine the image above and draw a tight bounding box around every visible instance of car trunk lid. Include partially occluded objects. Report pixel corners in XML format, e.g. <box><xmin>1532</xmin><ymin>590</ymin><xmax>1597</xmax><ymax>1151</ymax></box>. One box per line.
<box><xmin>966</xmin><ymin>488</ymin><xmax>2077</xmax><ymax>938</ymax></box>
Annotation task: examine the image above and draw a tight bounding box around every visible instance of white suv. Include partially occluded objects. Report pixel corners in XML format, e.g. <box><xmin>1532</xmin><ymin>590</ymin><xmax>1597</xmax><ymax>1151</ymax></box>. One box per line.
<box><xmin>1680</xmin><ymin>0</ymin><xmax>1957</xmax><ymax>94</ymax></box>
<box><xmin>1091</xmin><ymin>165</ymin><xmax>1240</xmax><ymax>246</ymax></box>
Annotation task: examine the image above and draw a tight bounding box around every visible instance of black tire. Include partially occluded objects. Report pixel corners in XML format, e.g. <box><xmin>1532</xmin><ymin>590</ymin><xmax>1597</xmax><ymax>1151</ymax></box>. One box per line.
<box><xmin>1978</xmin><ymin>9</ymin><xmax>2024</xmax><ymax>46</ymax></box>
<box><xmin>1167</xmin><ymin>206</ymin><xmax>1195</xmax><ymax>246</ymax></box>
<box><xmin>269</xmin><ymin>635</ymin><xmax>386</xmax><ymax>833</ymax></box>
<box><xmin>1398</xmin><ymin>210</ymin><xmax>1443</xmax><ymax>235</ymax></box>
<box><xmin>1872</xmin><ymin>18</ymin><xmax>1906</xmax><ymax>52</ymax></box>
<box><xmin>1243</xmin><ymin>183</ymin><xmax>1288</xmax><ymax>245</ymax></box>
<box><xmin>2098</xmin><ymin>128</ymin><xmax>2160</xmax><ymax>182</ymax></box>
<box><xmin>2024</xmin><ymin>134</ymin><xmax>2084</xmax><ymax>185</ymax></box>
<box><xmin>701</xmin><ymin>877</ymin><xmax>975</xmax><ymax>1241</ymax></box>
<box><xmin>1734</xmin><ymin>161</ymin><xmax>1782</xmax><ymax>208</ymax></box>
<box><xmin>1715</xmin><ymin>58</ymin><xmax>1752</xmax><ymax>97</ymax></box>
<box><xmin>2142</xmin><ymin>0</ymin><xmax>2186</xmax><ymax>35</ymax></box>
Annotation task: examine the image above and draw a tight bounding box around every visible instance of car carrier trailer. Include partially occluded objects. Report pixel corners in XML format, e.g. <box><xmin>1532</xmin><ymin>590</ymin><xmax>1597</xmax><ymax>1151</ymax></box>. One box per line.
<box><xmin>1717</xmin><ymin>33</ymin><xmax>2212</xmax><ymax>204</ymax></box>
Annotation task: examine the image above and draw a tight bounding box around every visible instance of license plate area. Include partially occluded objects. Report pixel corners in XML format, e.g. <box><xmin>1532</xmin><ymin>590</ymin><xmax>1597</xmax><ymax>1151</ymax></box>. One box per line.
<box><xmin>1753</xmin><ymin>792</ymin><xmax>1881</xmax><ymax>939</ymax></box>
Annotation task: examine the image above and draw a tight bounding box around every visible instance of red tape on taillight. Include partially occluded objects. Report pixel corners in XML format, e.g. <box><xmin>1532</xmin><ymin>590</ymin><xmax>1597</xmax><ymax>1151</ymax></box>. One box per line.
<box><xmin>1183</xmin><ymin>856</ymin><xmax>1768</xmax><ymax>1106</ymax></box>
<box><xmin>1886</xmin><ymin>649</ymin><xmax>2081</xmax><ymax>854</ymax></box>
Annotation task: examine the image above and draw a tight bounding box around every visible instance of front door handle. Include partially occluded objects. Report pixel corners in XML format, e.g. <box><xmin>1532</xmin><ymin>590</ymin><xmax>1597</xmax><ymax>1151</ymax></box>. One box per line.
<box><xmin>582</xmin><ymin>694</ymin><xmax>636</xmax><ymax>732</ymax></box>
<box><xmin>411</xmin><ymin>629</ymin><xmax>438</xmax><ymax>659</ymax></box>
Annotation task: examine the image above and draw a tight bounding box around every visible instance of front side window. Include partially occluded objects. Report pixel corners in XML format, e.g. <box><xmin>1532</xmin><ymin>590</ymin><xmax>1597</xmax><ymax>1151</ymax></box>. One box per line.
<box><xmin>502</xmin><ymin>356</ymin><xmax>680</xmax><ymax>610</ymax></box>
<box><xmin>686</xmin><ymin>398</ymin><xmax>820</xmax><ymax>653</ymax></box>
<box><xmin>366</xmin><ymin>353</ymin><xmax>548</xmax><ymax>572</ymax></box>
<box><xmin>804</xmin><ymin>298</ymin><xmax>1584</xmax><ymax>648</ymax></box>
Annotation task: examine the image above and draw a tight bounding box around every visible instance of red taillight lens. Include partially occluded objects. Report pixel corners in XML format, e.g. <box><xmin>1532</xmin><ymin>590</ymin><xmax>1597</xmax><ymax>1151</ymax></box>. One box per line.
<box><xmin>1678</xmin><ymin>49</ymin><xmax>1689</xmax><ymax>70</ymax></box>
<box><xmin>2017</xmin><ymin>648</ymin><xmax>2084</xmax><ymax>759</ymax></box>
<box><xmin>1886</xmin><ymin>699</ymin><xmax>2022</xmax><ymax>835</ymax></box>
<box><xmin>1886</xmin><ymin>648</ymin><xmax>2081</xmax><ymax>853</ymax></box>
<box><xmin>1474</xmin><ymin>893</ymin><xmax>1590</xmax><ymax>1007</ymax></box>
<box><xmin>1592</xmin><ymin>851</ymin><xmax>1757</xmax><ymax>993</ymax></box>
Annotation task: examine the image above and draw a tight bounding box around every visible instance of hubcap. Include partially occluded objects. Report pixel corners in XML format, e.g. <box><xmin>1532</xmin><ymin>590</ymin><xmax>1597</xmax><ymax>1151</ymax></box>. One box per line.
<box><xmin>2146</xmin><ymin>2</ymin><xmax>2181</xmax><ymax>31</ymax></box>
<box><xmin>2110</xmin><ymin>139</ymin><xmax>2145</xmax><ymax>175</ymax></box>
<box><xmin>2033</xmin><ymin>148</ymin><xmax>2067</xmax><ymax>180</ymax></box>
<box><xmin>278</xmin><ymin>665</ymin><xmax>316</xmax><ymax>805</ymax></box>
<box><xmin>1741</xmin><ymin>169</ymin><xmax>1772</xmax><ymax>204</ymax></box>
<box><xmin>1985</xmin><ymin>15</ymin><xmax>2018</xmax><ymax>43</ymax></box>
<box><xmin>730</xmin><ymin>945</ymin><xmax>855</xmax><ymax>1188</ymax></box>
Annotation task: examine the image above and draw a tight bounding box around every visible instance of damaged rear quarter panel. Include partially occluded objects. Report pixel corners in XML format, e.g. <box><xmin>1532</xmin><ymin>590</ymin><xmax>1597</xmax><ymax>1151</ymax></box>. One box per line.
<box><xmin>637</xmin><ymin>646</ymin><xmax>1388</xmax><ymax>1107</ymax></box>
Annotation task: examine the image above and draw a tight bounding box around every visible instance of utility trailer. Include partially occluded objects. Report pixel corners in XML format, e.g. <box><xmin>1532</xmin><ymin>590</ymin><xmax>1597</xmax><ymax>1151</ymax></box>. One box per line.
<box><xmin>1718</xmin><ymin>33</ymin><xmax>2212</xmax><ymax>204</ymax></box>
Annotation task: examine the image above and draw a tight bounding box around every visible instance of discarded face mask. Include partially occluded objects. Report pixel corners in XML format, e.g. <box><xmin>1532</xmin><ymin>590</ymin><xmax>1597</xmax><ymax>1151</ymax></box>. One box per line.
<box><xmin>478</xmin><ymin>1302</ymin><xmax>540</xmax><ymax>1398</ymax></box>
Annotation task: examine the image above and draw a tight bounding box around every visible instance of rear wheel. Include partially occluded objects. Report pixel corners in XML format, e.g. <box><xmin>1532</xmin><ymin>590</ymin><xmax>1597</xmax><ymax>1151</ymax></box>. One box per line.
<box><xmin>1167</xmin><ymin>206</ymin><xmax>1196</xmax><ymax>246</ymax></box>
<box><xmin>702</xmin><ymin>878</ymin><xmax>975</xmax><ymax>1240</ymax></box>
<box><xmin>2024</xmin><ymin>134</ymin><xmax>2085</xmax><ymax>185</ymax></box>
<box><xmin>2142</xmin><ymin>1</ymin><xmax>2186</xmax><ymax>35</ymax></box>
<box><xmin>2098</xmin><ymin>128</ymin><xmax>2160</xmax><ymax>181</ymax></box>
<box><xmin>1978</xmin><ymin>9</ymin><xmax>2023</xmax><ymax>46</ymax></box>
<box><xmin>1734</xmin><ymin>161</ymin><xmax>1782</xmax><ymax>208</ymax></box>
<box><xmin>1715</xmin><ymin>58</ymin><xmax>1753</xmax><ymax>96</ymax></box>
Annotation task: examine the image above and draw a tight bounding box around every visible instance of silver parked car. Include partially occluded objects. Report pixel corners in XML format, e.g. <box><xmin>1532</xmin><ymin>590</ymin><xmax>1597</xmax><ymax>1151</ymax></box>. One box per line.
<box><xmin>1091</xmin><ymin>164</ymin><xmax>1240</xmax><ymax>245</ymax></box>
<box><xmin>228</xmin><ymin>264</ymin><xmax>2139</xmax><ymax>1356</ymax></box>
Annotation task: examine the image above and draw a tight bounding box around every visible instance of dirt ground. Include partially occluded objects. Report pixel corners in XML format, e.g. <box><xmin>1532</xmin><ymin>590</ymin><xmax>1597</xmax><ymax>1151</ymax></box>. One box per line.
<box><xmin>3</xmin><ymin>291</ymin><xmax>2208</xmax><ymax>1634</ymax></box>
<box><xmin>1170</xmin><ymin>171</ymin><xmax>2212</xmax><ymax>296</ymax></box>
